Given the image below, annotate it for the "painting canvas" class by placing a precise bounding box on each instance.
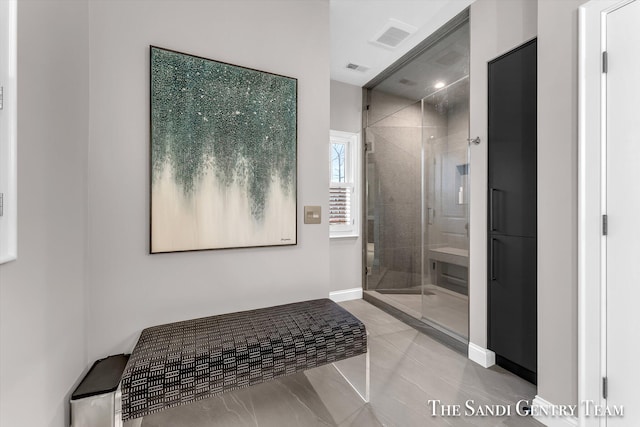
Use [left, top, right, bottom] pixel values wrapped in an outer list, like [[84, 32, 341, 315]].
[[150, 46, 297, 253]]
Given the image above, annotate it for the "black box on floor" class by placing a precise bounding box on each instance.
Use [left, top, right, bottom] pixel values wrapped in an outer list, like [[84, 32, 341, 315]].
[[70, 354, 130, 427]]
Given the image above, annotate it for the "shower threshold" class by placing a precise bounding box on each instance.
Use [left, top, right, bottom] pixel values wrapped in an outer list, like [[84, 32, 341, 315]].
[[376, 288, 434, 296], [363, 290, 468, 354]]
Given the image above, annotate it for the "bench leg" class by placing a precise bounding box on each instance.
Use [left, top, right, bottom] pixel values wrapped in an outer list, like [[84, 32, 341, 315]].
[[331, 339, 370, 403], [364, 345, 370, 402], [116, 385, 143, 427], [123, 419, 142, 427]]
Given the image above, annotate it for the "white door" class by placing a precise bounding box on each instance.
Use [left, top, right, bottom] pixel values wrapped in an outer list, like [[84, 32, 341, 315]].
[[606, 0, 640, 425]]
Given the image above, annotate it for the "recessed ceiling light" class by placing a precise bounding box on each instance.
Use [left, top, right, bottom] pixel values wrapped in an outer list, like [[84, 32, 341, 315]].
[[434, 81, 446, 89]]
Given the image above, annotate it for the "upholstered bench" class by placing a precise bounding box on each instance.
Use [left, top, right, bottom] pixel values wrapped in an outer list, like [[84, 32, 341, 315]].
[[120, 298, 369, 422]]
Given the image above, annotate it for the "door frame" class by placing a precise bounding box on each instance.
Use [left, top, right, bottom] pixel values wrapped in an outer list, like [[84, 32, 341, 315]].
[[0, 0, 17, 264], [579, 1, 635, 425]]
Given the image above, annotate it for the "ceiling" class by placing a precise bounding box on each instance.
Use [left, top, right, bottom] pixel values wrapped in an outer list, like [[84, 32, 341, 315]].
[[330, 0, 474, 88], [373, 21, 469, 101]]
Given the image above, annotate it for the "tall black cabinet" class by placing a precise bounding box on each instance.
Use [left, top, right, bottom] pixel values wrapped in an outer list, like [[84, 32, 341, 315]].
[[487, 39, 537, 384]]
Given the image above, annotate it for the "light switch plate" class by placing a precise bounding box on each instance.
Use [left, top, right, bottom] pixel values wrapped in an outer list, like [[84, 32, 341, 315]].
[[304, 206, 321, 224]]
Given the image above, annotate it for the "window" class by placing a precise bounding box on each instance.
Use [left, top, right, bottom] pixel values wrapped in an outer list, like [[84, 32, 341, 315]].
[[0, 0, 17, 264], [330, 130, 359, 238]]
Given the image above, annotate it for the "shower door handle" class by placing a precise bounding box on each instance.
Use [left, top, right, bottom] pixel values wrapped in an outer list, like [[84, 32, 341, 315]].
[[489, 188, 498, 231], [427, 207, 434, 225], [490, 238, 498, 281]]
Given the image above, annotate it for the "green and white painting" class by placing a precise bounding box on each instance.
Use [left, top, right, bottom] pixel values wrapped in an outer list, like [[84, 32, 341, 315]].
[[150, 47, 297, 253]]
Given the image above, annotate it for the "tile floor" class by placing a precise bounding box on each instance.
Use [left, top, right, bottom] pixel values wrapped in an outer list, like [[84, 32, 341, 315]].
[[132, 299, 542, 427], [367, 287, 469, 338]]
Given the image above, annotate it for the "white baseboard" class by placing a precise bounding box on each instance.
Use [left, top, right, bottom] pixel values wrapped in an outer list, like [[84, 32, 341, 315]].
[[531, 396, 579, 427], [468, 342, 496, 368], [329, 287, 363, 302]]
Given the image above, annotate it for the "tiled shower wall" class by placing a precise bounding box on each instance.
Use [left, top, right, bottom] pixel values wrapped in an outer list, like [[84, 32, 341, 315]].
[[426, 83, 470, 252], [366, 87, 468, 291]]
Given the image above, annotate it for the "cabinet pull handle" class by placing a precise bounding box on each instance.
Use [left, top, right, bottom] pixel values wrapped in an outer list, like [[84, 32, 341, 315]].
[[490, 188, 498, 231], [491, 237, 498, 281]]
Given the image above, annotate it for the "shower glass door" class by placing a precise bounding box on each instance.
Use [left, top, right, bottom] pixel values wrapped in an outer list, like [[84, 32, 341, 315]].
[[364, 16, 470, 342], [422, 77, 469, 340], [365, 96, 423, 300]]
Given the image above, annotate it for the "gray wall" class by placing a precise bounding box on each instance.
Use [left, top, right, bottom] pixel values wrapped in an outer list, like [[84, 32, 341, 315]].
[[469, 0, 581, 407], [329, 80, 363, 293], [0, 1, 89, 425], [0, 1, 587, 420], [86, 0, 331, 362], [468, 0, 537, 349], [1, 2, 332, 422], [537, 0, 585, 406], [330, 80, 362, 134]]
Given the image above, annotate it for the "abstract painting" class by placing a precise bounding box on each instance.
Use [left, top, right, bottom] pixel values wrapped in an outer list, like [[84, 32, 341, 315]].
[[150, 46, 297, 253]]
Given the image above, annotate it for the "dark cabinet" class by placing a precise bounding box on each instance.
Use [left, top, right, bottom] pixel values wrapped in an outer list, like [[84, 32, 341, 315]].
[[488, 235, 537, 373], [488, 39, 537, 239], [487, 39, 537, 384]]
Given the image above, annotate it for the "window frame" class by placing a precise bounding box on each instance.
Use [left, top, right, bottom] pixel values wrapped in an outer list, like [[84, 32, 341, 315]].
[[329, 130, 360, 239], [0, 0, 17, 264]]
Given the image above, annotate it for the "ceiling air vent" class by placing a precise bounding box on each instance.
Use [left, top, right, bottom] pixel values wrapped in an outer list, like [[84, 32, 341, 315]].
[[371, 19, 417, 49], [346, 63, 370, 72]]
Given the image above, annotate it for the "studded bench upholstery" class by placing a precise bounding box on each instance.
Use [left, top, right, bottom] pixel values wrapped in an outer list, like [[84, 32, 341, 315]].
[[120, 298, 368, 420]]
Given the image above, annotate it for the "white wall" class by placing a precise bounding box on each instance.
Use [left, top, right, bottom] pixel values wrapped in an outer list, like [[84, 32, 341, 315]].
[[329, 80, 362, 293], [537, 0, 585, 407], [0, 1, 89, 426], [468, 0, 537, 349], [87, 0, 331, 361]]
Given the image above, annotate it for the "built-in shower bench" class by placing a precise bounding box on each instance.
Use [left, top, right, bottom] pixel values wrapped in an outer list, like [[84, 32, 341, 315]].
[[428, 247, 469, 292], [119, 298, 369, 423]]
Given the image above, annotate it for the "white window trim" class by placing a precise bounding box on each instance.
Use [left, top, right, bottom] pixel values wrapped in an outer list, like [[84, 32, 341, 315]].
[[0, 0, 17, 264], [330, 130, 360, 239]]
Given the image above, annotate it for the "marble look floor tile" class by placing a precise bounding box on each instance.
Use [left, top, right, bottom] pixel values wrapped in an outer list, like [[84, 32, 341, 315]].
[[338, 299, 413, 337], [499, 415, 547, 426], [367, 288, 469, 338], [141, 373, 339, 427], [337, 405, 383, 427], [376, 329, 535, 404], [304, 361, 369, 424]]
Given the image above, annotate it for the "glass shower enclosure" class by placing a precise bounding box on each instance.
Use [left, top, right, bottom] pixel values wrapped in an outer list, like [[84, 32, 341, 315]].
[[364, 18, 470, 342]]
